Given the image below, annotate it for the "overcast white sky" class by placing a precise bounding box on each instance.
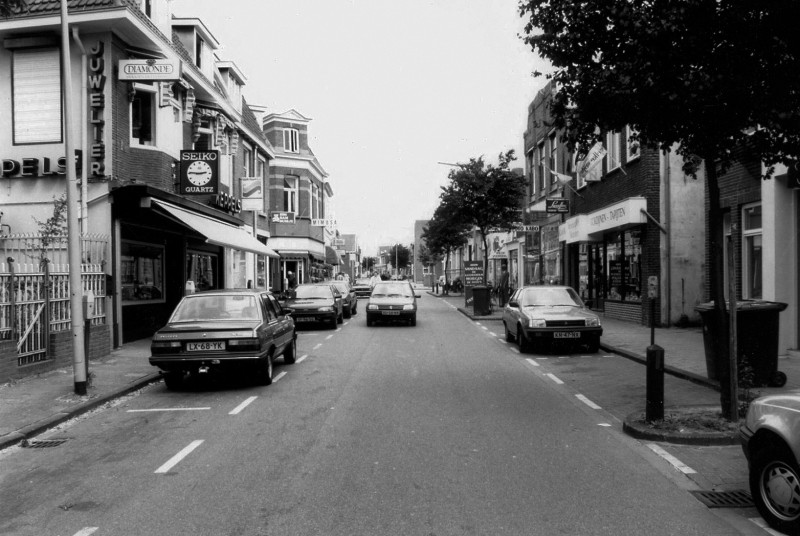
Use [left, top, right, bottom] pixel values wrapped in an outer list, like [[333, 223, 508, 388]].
[[170, 0, 549, 257]]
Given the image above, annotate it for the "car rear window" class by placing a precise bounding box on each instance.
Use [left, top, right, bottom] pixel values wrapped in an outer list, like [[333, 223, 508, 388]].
[[293, 285, 332, 299], [171, 294, 259, 322]]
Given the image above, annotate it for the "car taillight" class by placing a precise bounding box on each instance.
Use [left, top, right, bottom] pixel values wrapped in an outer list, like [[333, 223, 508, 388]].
[[228, 338, 261, 351], [152, 341, 182, 349]]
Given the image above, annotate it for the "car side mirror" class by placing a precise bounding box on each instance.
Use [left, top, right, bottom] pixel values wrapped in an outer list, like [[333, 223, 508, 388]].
[[508, 300, 518, 307], [282, 307, 294, 316], [415, 294, 421, 298]]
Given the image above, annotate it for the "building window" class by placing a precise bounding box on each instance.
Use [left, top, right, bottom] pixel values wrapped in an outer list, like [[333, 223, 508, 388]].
[[536, 143, 545, 195], [131, 83, 156, 146], [548, 132, 558, 190], [626, 125, 640, 162], [187, 251, 218, 293], [283, 128, 299, 153], [525, 149, 534, 199], [12, 47, 62, 144], [242, 143, 253, 177], [742, 203, 762, 299], [142, 0, 152, 17], [121, 241, 165, 304], [195, 37, 205, 69], [606, 130, 621, 172], [284, 176, 298, 213], [311, 183, 320, 219]]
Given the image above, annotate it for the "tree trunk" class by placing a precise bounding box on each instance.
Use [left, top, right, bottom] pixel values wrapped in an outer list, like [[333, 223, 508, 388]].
[[705, 155, 734, 420]]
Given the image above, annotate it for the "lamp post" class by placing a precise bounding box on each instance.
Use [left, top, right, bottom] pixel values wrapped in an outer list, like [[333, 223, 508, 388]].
[[395, 244, 399, 278]]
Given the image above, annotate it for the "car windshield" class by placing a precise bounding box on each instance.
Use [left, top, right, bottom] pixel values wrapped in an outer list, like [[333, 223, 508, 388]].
[[371, 283, 413, 298], [293, 285, 332, 299], [332, 282, 350, 293], [170, 294, 260, 322], [520, 287, 583, 307], [355, 279, 371, 286]]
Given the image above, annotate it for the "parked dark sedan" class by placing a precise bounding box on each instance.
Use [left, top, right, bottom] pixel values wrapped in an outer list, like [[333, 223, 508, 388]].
[[332, 280, 358, 318], [149, 289, 296, 389], [366, 280, 421, 326], [284, 283, 344, 329], [502, 286, 602, 353]]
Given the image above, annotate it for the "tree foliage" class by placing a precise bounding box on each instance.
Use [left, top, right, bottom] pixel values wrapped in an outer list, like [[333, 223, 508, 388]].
[[518, 0, 800, 419], [422, 181, 472, 284], [386, 244, 411, 270], [0, 0, 27, 18], [439, 150, 525, 280]]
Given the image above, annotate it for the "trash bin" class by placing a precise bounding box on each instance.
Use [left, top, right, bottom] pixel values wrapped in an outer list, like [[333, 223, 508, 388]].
[[472, 285, 491, 316], [695, 300, 788, 387]]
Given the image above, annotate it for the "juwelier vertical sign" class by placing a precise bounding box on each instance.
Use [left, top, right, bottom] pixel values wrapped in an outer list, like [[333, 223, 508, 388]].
[[180, 150, 219, 195]]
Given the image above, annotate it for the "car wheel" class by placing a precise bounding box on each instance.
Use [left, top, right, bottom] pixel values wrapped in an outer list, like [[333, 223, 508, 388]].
[[283, 338, 297, 364], [163, 371, 183, 390], [337, 310, 344, 324], [329, 316, 338, 329], [750, 442, 800, 534], [517, 325, 532, 353], [587, 336, 600, 353], [256, 355, 274, 386], [409, 315, 416, 327], [504, 322, 515, 342], [352, 303, 357, 315]]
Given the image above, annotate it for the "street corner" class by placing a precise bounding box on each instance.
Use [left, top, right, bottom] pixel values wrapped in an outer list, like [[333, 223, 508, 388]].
[[622, 405, 740, 446]]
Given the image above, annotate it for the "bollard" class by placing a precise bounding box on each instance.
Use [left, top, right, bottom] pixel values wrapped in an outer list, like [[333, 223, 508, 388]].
[[646, 344, 664, 422]]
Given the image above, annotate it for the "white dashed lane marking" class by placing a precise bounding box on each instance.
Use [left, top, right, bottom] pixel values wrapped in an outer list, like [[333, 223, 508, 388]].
[[646, 443, 696, 474], [72, 529, 98, 536], [229, 396, 258, 415], [546, 373, 564, 385], [297, 354, 308, 364], [273, 371, 287, 383], [525, 358, 540, 367], [576, 394, 601, 409], [155, 440, 204, 474]]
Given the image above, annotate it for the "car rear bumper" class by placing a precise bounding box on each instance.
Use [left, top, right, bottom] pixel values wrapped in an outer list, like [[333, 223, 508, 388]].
[[291, 312, 337, 324], [150, 352, 267, 372]]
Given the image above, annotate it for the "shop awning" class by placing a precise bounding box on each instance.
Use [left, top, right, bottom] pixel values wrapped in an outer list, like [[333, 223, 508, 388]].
[[152, 200, 279, 257], [325, 246, 343, 265]]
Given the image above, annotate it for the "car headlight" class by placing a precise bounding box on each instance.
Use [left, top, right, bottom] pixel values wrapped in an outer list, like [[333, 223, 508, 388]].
[[528, 318, 546, 328], [585, 317, 601, 327], [318, 306, 334, 312], [367, 304, 378, 310], [402, 304, 415, 310]]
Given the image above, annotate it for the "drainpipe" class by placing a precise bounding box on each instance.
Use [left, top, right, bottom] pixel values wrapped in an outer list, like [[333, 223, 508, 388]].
[[663, 148, 672, 326], [71, 28, 89, 238]]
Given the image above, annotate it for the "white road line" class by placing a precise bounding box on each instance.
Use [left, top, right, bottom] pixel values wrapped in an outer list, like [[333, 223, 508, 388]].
[[297, 354, 308, 364], [155, 440, 204, 474], [127, 407, 210, 413], [488, 332, 497, 337], [525, 358, 540, 367], [546, 373, 564, 385], [273, 371, 287, 383], [72, 528, 99, 536], [509, 347, 520, 354], [576, 394, 601, 409], [646, 443, 697, 474], [476, 322, 482, 326], [229, 396, 258, 415], [499, 339, 507, 344], [325, 334, 334, 340], [598, 423, 612, 427], [749, 517, 784, 536], [313, 343, 322, 350], [481, 326, 488, 331]]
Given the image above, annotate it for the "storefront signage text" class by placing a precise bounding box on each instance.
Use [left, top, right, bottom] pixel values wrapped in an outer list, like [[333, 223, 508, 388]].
[[212, 192, 241, 214], [1, 156, 72, 178], [546, 199, 570, 213], [88, 41, 106, 177], [590, 206, 627, 227], [272, 212, 296, 224], [118, 59, 182, 81]]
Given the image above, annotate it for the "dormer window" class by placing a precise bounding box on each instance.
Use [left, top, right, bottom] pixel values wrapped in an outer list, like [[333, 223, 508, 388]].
[[283, 128, 299, 153], [142, 0, 151, 18], [195, 37, 205, 69]]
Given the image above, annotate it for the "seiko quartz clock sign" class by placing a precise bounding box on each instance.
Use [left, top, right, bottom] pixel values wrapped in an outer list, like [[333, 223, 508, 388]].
[[180, 150, 219, 195]]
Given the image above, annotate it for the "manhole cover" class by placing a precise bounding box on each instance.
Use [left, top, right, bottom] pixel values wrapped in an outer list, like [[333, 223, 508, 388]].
[[22, 438, 69, 448], [690, 490, 753, 508]]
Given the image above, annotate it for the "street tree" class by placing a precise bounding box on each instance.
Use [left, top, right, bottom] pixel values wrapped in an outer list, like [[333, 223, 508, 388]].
[[441, 150, 525, 283], [519, 0, 800, 419], [416, 243, 442, 282], [361, 256, 378, 273], [423, 190, 472, 288], [387, 244, 411, 273]]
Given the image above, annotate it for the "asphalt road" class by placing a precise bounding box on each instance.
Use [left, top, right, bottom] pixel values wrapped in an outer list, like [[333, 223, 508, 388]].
[[0, 295, 751, 535]]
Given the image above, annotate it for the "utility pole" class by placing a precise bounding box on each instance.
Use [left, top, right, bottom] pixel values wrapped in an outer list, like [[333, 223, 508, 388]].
[[61, 0, 88, 395]]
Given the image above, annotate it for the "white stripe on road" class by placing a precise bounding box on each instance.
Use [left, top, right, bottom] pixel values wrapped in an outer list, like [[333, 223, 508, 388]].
[[325, 334, 334, 340], [72, 529, 98, 536], [525, 358, 540, 367], [297, 354, 308, 364], [488, 332, 497, 337], [313, 343, 322, 350], [546, 373, 564, 385], [509, 347, 519, 354], [647, 443, 697, 474], [576, 394, 601, 409], [229, 396, 258, 415], [127, 407, 210, 413], [273, 371, 287, 383], [155, 440, 204, 474], [598, 423, 612, 427]]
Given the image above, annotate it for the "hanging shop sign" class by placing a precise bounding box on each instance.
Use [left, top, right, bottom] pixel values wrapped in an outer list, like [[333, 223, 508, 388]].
[[1, 156, 74, 178], [88, 41, 106, 177], [463, 260, 484, 287], [240, 177, 263, 211], [118, 59, 181, 81], [546, 198, 570, 213], [311, 218, 337, 227], [180, 150, 219, 194], [271, 211, 296, 224]]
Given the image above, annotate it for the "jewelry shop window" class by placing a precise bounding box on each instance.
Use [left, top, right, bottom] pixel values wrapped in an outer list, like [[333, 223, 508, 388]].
[[187, 252, 218, 293], [121, 241, 165, 304]]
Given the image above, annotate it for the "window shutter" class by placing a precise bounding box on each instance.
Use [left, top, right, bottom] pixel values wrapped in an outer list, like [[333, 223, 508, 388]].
[[13, 48, 62, 144]]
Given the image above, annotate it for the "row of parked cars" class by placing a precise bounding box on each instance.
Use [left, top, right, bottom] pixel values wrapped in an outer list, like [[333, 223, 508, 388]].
[[148, 278, 421, 390]]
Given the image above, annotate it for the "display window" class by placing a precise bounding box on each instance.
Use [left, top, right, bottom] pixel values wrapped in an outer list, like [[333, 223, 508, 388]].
[[186, 251, 218, 293], [121, 241, 165, 304], [604, 229, 642, 302]]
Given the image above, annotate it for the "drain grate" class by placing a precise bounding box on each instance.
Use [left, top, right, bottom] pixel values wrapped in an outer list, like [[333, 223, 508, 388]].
[[21, 438, 69, 449], [690, 490, 754, 508]]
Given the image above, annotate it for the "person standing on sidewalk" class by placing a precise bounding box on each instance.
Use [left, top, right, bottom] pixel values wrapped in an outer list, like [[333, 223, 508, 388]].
[[499, 267, 510, 307]]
